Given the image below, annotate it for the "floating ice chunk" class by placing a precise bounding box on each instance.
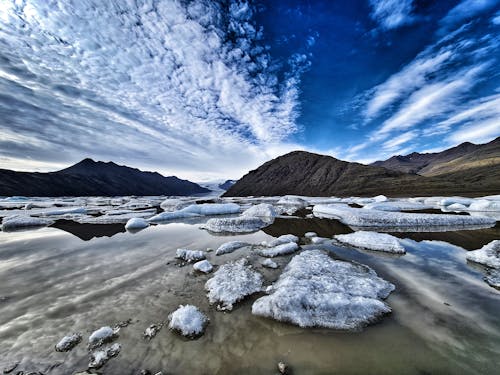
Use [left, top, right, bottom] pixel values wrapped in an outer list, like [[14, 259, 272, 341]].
[[468, 199, 500, 212], [205, 258, 263, 311], [89, 343, 121, 369], [485, 269, 500, 289], [215, 241, 250, 255], [168, 305, 208, 338], [277, 196, 308, 207], [193, 260, 213, 273], [259, 242, 299, 257], [1, 215, 54, 231], [266, 234, 299, 247], [181, 203, 240, 215], [160, 198, 192, 212], [311, 236, 328, 244], [363, 201, 430, 212], [148, 210, 200, 222], [55, 333, 82, 352], [203, 216, 267, 233], [252, 250, 394, 329], [313, 204, 495, 230], [242, 203, 277, 219], [35, 207, 87, 216], [446, 203, 468, 211], [261, 259, 278, 269], [304, 232, 317, 238], [125, 217, 149, 230], [176, 249, 206, 262], [466, 240, 500, 269], [335, 231, 406, 254], [79, 210, 156, 224], [373, 195, 388, 202], [438, 197, 474, 207], [88, 326, 117, 349]]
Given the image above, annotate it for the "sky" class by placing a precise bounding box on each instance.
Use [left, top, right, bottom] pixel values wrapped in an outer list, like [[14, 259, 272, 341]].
[[0, 0, 499, 181]]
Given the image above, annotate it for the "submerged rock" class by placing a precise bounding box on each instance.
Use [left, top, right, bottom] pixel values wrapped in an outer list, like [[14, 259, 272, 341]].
[[89, 343, 121, 369], [334, 231, 406, 254], [252, 250, 395, 330], [203, 216, 267, 233], [168, 305, 208, 338], [55, 333, 82, 352], [205, 258, 263, 311]]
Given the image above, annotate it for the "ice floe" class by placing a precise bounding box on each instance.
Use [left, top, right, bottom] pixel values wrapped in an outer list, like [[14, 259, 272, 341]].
[[193, 260, 213, 273], [215, 241, 250, 255], [362, 201, 430, 212], [181, 203, 240, 215], [1, 215, 54, 231], [313, 204, 496, 230], [88, 326, 118, 349], [334, 231, 406, 254], [466, 240, 500, 269], [125, 217, 149, 230], [203, 216, 267, 233], [168, 305, 208, 338], [259, 242, 299, 257], [89, 343, 121, 369], [241, 203, 277, 219], [176, 249, 206, 262], [55, 333, 82, 352], [264, 234, 299, 247], [205, 258, 263, 311], [252, 250, 395, 329], [438, 197, 474, 207], [148, 210, 201, 222], [160, 198, 193, 212], [467, 199, 500, 212]]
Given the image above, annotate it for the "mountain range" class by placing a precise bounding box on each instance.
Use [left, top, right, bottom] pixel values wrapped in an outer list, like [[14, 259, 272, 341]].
[[0, 158, 209, 197], [224, 138, 500, 197]]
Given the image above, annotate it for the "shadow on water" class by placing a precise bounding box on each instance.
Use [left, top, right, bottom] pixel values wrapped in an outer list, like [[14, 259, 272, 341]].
[[50, 220, 125, 241], [263, 217, 353, 238], [389, 223, 500, 250]]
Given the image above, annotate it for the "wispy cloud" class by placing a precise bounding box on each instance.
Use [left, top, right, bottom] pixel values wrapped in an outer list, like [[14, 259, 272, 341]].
[[382, 130, 418, 151], [369, 0, 415, 30], [0, 0, 310, 179], [447, 117, 499, 144], [439, 0, 500, 32]]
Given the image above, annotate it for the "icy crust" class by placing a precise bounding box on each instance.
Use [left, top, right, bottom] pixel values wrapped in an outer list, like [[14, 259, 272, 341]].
[[205, 258, 263, 311], [55, 333, 82, 352], [168, 305, 208, 338], [125, 217, 149, 230], [241, 203, 277, 219], [259, 242, 299, 258], [89, 343, 121, 369], [252, 250, 395, 329], [215, 241, 250, 255], [334, 231, 406, 254], [193, 260, 213, 273], [176, 249, 206, 262], [203, 216, 267, 233], [466, 240, 500, 269], [1, 215, 54, 231], [313, 204, 496, 230]]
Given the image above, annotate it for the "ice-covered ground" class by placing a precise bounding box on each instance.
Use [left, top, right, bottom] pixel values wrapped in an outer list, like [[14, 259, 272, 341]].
[[252, 250, 395, 329]]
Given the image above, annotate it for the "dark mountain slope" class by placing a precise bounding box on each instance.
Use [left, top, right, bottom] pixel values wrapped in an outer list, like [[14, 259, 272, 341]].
[[0, 158, 209, 197], [223, 151, 499, 198]]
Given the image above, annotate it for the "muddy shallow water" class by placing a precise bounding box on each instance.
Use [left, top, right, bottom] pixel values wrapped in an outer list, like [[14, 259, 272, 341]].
[[0, 219, 499, 374]]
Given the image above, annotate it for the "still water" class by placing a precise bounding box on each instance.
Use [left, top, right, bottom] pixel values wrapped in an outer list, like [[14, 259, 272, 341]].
[[0, 219, 499, 374]]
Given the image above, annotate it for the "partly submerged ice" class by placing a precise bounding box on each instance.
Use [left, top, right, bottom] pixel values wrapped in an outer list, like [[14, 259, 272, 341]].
[[258, 242, 299, 258], [125, 217, 149, 230], [55, 333, 82, 352], [88, 326, 117, 349], [313, 204, 496, 231], [215, 241, 250, 255], [466, 240, 500, 269], [89, 343, 121, 369], [252, 250, 395, 330], [335, 231, 406, 254], [1, 215, 54, 231], [168, 305, 208, 338], [205, 258, 263, 311], [242, 203, 277, 219], [193, 260, 213, 273], [176, 249, 206, 262], [203, 216, 267, 233]]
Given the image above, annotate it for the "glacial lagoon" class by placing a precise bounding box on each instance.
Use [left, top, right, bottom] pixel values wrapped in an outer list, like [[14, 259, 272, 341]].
[[0, 195, 499, 374]]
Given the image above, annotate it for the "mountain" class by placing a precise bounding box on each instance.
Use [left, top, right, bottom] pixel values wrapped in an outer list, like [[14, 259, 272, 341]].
[[218, 180, 237, 190], [0, 158, 210, 197], [371, 137, 499, 176], [223, 150, 500, 198]]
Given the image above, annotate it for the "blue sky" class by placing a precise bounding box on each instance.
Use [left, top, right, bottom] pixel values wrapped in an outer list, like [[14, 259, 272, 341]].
[[0, 0, 499, 180]]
